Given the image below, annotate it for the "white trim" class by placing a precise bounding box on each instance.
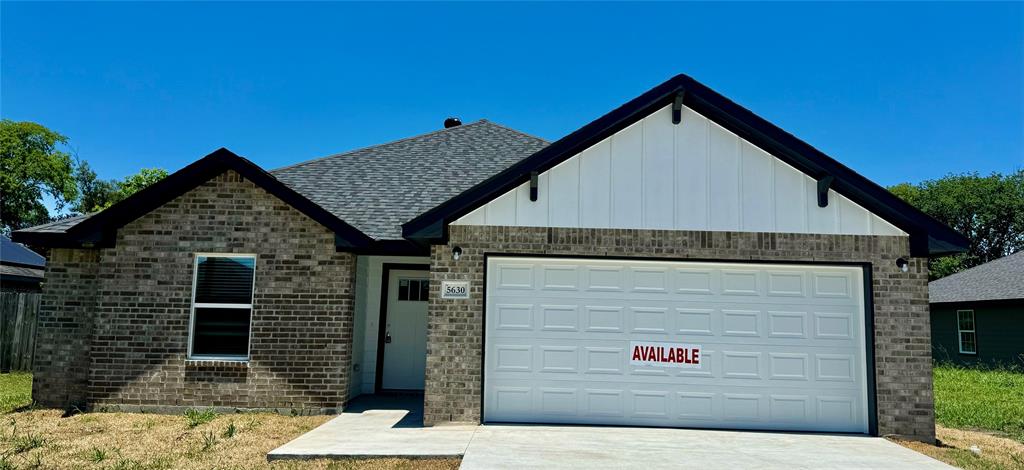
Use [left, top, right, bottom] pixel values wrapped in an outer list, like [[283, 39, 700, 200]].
[[187, 355, 249, 362], [956, 309, 977, 355], [187, 253, 257, 361], [194, 303, 252, 309]]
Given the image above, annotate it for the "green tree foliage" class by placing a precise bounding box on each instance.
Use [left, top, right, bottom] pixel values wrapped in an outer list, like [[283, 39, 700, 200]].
[[72, 160, 117, 215], [0, 120, 78, 233], [72, 163, 168, 213], [889, 170, 1024, 279]]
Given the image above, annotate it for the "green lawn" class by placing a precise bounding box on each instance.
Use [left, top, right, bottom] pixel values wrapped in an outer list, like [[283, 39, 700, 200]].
[[934, 363, 1024, 442], [0, 372, 32, 414]]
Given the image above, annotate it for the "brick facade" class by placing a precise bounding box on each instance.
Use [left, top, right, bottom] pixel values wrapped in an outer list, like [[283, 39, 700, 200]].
[[425, 225, 934, 441], [34, 248, 101, 409], [34, 170, 356, 413]]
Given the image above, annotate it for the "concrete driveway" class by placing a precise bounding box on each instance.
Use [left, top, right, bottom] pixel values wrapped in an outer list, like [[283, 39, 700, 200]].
[[460, 424, 955, 470], [270, 395, 953, 469]]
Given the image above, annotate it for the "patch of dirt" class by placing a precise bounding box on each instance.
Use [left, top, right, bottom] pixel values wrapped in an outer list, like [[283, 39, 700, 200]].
[[0, 409, 460, 469], [894, 425, 1024, 469]]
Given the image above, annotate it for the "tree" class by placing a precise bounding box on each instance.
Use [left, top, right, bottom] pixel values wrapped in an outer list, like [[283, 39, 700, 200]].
[[0, 120, 78, 234], [71, 164, 168, 214], [889, 170, 1024, 279], [72, 160, 117, 215]]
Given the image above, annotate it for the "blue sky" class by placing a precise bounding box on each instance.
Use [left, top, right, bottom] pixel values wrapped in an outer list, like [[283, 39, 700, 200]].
[[3, 2, 1022, 188]]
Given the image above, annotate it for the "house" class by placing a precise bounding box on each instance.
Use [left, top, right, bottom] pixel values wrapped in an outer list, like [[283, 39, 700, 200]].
[[0, 235, 46, 292], [929, 251, 1024, 366], [12, 74, 968, 442]]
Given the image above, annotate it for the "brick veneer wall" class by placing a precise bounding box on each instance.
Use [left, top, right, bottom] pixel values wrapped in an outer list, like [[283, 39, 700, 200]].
[[425, 225, 934, 441], [33, 248, 100, 409], [35, 170, 356, 412]]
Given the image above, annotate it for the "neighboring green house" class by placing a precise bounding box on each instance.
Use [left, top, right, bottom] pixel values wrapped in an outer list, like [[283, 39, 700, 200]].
[[929, 251, 1024, 366]]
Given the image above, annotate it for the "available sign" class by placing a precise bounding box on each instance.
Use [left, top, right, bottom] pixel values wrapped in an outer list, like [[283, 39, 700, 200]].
[[630, 341, 702, 369]]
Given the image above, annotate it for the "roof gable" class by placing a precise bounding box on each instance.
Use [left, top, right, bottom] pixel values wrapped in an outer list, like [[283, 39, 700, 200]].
[[403, 74, 969, 256], [452, 103, 907, 238], [13, 148, 374, 249]]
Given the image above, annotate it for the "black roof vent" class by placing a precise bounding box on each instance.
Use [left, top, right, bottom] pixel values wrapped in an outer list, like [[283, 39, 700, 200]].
[[444, 117, 462, 128]]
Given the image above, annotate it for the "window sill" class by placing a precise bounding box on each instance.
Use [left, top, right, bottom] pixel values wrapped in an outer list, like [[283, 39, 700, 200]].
[[185, 358, 250, 368]]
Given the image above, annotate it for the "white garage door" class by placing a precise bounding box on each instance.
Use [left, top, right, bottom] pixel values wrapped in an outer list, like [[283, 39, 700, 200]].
[[484, 257, 870, 433]]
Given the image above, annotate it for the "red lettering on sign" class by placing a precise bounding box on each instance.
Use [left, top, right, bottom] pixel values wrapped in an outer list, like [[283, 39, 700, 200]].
[[629, 343, 702, 366]]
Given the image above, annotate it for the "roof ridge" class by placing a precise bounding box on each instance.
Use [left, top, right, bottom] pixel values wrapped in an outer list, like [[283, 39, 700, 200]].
[[476, 119, 550, 145], [271, 120, 493, 173]]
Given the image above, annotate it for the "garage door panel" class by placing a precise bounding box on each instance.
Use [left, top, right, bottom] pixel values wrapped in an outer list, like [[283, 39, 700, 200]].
[[722, 309, 761, 336], [677, 392, 716, 419], [584, 346, 626, 375], [539, 346, 579, 373], [540, 264, 580, 290], [769, 394, 811, 423], [813, 272, 855, 298], [722, 351, 762, 379], [676, 307, 715, 335], [539, 387, 578, 416], [486, 380, 866, 432], [675, 268, 715, 294], [631, 390, 672, 418], [584, 306, 624, 332], [485, 257, 868, 433], [539, 304, 580, 331], [629, 307, 670, 333], [630, 267, 670, 293], [495, 264, 535, 289], [768, 353, 810, 380], [767, 271, 807, 297], [721, 270, 761, 296]]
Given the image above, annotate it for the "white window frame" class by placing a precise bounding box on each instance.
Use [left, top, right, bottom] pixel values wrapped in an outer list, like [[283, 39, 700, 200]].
[[188, 253, 257, 361], [957, 309, 977, 355]]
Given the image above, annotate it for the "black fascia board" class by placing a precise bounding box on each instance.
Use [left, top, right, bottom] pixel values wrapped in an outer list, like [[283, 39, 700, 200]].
[[402, 74, 969, 257], [28, 148, 374, 250], [350, 239, 431, 257]]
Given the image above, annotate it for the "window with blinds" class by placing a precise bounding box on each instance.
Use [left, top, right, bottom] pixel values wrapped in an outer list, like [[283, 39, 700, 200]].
[[189, 254, 256, 359]]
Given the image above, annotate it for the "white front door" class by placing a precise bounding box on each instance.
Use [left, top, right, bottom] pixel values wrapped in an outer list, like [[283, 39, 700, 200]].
[[382, 270, 429, 390], [484, 257, 870, 433]]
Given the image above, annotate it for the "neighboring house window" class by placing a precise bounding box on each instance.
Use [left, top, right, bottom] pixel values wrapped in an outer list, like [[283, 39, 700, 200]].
[[957, 310, 977, 355], [189, 254, 256, 360]]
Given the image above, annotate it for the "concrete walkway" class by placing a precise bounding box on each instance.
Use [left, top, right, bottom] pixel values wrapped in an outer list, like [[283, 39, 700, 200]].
[[267, 394, 476, 459], [269, 395, 953, 469]]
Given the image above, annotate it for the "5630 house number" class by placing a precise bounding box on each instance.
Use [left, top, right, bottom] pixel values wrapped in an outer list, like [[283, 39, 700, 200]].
[[440, 281, 470, 299]]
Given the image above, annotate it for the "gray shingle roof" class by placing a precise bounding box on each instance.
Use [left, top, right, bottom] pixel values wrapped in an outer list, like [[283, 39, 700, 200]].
[[929, 250, 1024, 303], [13, 213, 95, 234], [12, 120, 548, 242], [272, 120, 548, 240]]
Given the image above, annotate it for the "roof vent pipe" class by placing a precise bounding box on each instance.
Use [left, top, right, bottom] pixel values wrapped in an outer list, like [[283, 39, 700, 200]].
[[444, 117, 462, 128]]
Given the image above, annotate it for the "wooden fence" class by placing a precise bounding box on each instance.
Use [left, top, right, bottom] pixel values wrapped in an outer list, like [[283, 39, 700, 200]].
[[0, 292, 40, 372]]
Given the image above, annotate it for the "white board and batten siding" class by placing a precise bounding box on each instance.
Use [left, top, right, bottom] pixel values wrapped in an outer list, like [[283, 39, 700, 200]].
[[453, 105, 905, 237]]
